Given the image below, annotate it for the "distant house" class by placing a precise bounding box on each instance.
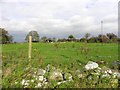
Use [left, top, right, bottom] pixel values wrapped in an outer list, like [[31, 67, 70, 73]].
[[46, 39, 52, 42]]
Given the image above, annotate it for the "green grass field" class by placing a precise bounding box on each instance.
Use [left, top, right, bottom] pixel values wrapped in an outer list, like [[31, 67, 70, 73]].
[[2, 42, 119, 88]]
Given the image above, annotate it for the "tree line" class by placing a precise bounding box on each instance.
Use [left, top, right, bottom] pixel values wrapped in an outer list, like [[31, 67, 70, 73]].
[[0, 28, 119, 44]]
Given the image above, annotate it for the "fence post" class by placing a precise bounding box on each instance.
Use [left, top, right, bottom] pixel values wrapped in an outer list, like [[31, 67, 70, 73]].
[[28, 35, 32, 64]]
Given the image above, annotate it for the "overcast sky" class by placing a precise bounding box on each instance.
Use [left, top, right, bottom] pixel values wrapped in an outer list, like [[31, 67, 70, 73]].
[[0, 0, 119, 42]]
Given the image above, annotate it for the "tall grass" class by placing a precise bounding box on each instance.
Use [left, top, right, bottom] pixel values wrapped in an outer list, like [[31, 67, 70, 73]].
[[2, 42, 119, 88]]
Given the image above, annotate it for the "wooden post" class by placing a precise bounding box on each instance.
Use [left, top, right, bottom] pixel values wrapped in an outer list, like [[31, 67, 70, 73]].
[[28, 35, 32, 63]]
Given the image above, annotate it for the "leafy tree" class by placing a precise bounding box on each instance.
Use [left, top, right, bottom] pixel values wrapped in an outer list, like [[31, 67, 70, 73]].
[[118, 38, 120, 43], [84, 33, 91, 43], [106, 33, 117, 42], [112, 37, 118, 43], [88, 37, 99, 43], [57, 38, 66, 42], [98, 34, 103, 43], [85, 33, 91, 39], [98, 34, 109, 43], [41, 36, 47, 42], [68, 35, 75, 41], [107, 33, 117, 40], [8, 35, 13, 43], [25, 31, 39, 42], [80, 38, 86, 42], [102, 35, 109, 43], [0, 28, 13, 44], [68, 35, 74, 39]]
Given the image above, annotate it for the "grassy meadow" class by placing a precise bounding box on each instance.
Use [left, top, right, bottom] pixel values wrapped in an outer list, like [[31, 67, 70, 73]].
[[2, 42, 119, 88]]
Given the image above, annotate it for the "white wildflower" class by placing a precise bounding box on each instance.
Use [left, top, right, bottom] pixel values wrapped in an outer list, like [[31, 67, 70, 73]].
[[104, 71, 107, 74], [78, 74, 83, 78], [69, 76, 72, 80], [15, 82, 18, 84], [43, 70, 46, 74], [21, 79, 26, 85], [62, 81, 67, 83], [24, 82, 29, 86], [31, 80, 34, 83], [35, 77, 38, 80], [43, 78, 47, 82], [26, 80, 30, 83], [57, 82, 62, 85], [34, 72, 37, 74], [54, 72, 58, 76], [39, 76, 44, 81], [37, 83, 42, 87], [43, 81, 48, 85], [35, 86, 38, 88], [106, 69, 112, 74], [24, 86, 28, 88], [102, 73, 110, 78], [33, 75, 36, 77], [98, 67, 102, 70]]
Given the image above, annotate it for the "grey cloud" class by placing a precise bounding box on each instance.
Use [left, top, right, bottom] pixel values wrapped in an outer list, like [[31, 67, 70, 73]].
[[1, 0, 118, 42]]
